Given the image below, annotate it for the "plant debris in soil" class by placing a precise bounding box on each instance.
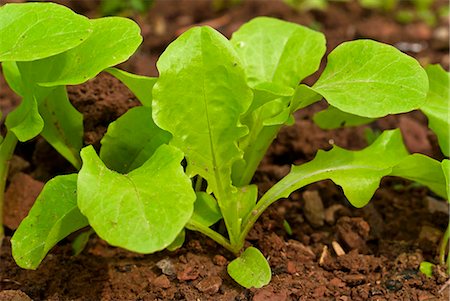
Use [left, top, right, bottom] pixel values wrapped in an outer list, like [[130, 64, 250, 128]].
[[1, 0, 449, 300]]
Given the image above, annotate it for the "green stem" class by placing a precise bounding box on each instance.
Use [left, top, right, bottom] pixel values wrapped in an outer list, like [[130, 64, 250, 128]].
[[439, 223, 450, 266], [186, 220, 239, 256], [0, 130, 19, 243], [195, 175, 203, 192]]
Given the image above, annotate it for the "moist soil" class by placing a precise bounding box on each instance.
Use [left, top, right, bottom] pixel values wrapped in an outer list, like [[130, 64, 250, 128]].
[[1, 0, 449, 300]]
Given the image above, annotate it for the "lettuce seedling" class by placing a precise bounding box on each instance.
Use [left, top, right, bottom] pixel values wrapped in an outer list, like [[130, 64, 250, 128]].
[[314, 64, 450, 271], [0, 2, 142, 243], [13, 17, 431, 288]]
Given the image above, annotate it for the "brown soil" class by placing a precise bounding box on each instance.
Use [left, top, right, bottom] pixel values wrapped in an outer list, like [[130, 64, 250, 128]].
[[1, 0, 449, 300]]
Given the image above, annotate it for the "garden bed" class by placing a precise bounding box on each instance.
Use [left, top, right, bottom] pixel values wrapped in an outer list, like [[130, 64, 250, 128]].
[[0, 0, 449, 300]]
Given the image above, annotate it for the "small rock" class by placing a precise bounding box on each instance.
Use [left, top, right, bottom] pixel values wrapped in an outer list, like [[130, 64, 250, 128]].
[[332, 241, 346, 257], [336, 217, 370, 252], [195, 276, 222, 295], [212, 254, 227, 266], [0, 290, 32, 301], [4, 173, 44, 229], [384, 279, 403, 292], [286, 240, 315, 260], [153, 275, 171, 288], [426, 196, 449, 215], [156, 258, 176, 277], [303, 191, 325, 227], [329, 277, 346, 288], [177, 266, 199, 281], [324, 204, 348, 225], [252, 287, 288, 301], [343, 274, 366, 286], [313, 285, 327, 298], [319, 245, 335, 269], [418, 293, 438, 301], [286, 261, 297, 274]]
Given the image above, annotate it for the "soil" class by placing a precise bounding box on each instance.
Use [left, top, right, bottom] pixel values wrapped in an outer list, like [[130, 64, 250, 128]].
[[1, 0, 449, 300]]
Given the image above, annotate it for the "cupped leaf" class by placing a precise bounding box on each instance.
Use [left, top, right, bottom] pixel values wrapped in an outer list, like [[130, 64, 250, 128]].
[[0, 2, 92, 61], [152, 27, 252, 243], [390, 154, 447, 198], [190, 192, 222, 227], [100, 106, 171, 173], [227, 247, 271, 288], [420, 64, 449, 156], [166, 229, 186, 251], [38, 86, 83, 169], [11, 174, 88, 269], [230, 17, 326, 89], [18, 17, 142, 87], [290, 84, 323, 112], [312, 40, 428, 118], [313, 105, 375, 129], [2, 62, 24, 96], [78, 144, 196, 253], [5, 94, 43, 142], [106, 67, 157, 107], [258, 130, 409, 209]]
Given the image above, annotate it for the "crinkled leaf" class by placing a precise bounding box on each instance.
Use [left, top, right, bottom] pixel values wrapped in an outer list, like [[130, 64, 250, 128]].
[[106, 67, 156, 107], [152, 27, 252, 243], [11, 174, 88, 269], [190, 192, 222, 227], [421, 64, 449, 156], [313, 105, 375, 129], [18, 17, 142, 86], [38, 86, 83, 169], [390, 154, 447, 198], [231, 17, 326, 89], [312, 40, 428, 118], [227, 247, 271, 288], [248, 82, 294, 114], [5, 94, 43, 142], [78, 144, 195, 253], [100, 106, 171, 173], [0, 3, 91, 61], [260, 130, 409, 209]]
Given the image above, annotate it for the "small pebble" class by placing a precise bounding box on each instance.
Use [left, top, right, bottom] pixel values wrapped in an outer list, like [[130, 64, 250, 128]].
[[153, 275, 171, 289], [195, 276, 222, 295], [303, 190, 325, 227], [156, 258, 176, 277]]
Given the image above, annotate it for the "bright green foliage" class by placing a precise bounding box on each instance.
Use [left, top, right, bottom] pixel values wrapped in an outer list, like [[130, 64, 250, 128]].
[[313, 40, 428, 118], [0, 3, 91, 61], [77, 145, 195, 253], [443, 160, 450, 200], [421, 65, 449, 156], [191, 192, 222, 227], [227, 247, 271, 288], [72, 229, 94, 256], [259, 130, 408, 209], [390, 154, 447, 198], [419, 261, 434, 277], [314, 105, 374, 129], [19, 17, 142, 87], [5, 93, 43, 142], [11, 175, 88, 269], [100, 106, 171, 173], [106, 68, 156, 107], [230, 17, 326, 89]]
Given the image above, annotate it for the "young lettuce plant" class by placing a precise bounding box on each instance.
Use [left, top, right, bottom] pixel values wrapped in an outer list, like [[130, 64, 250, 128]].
[[0, 2, 142, 243], [13, 17, 430, 288], [314, 64, 450, 273]]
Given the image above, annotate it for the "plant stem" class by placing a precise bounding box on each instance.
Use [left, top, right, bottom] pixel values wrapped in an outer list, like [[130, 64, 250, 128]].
[[186, 220, 239, 256], [439, 223, 449, 266], [0, 130, 19, 243], [195, 175, 203, 192]]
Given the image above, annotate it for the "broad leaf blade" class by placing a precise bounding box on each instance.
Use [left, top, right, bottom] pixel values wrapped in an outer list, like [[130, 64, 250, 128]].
[[190, 192, 222, 227], [5, 94, 43, 142], [231, 17, 326, 89], [18, 17, 142, 86], [390, 154, 447, 198], [78, 144, 195, 253], [11, 174, 88, 269], [260, 130, 409, 209], [312, 40, 428, 118], [313, 105, 375, 129], [443, 160, 450, 201], [100, 106, 171, 173], [106, 67, 157, 107], [421, 65, 449, 156], [152, 27, 252, 243], [38, 86, 83, 169], [227, 247, 271, 288], [0, 3, 92, 61]]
